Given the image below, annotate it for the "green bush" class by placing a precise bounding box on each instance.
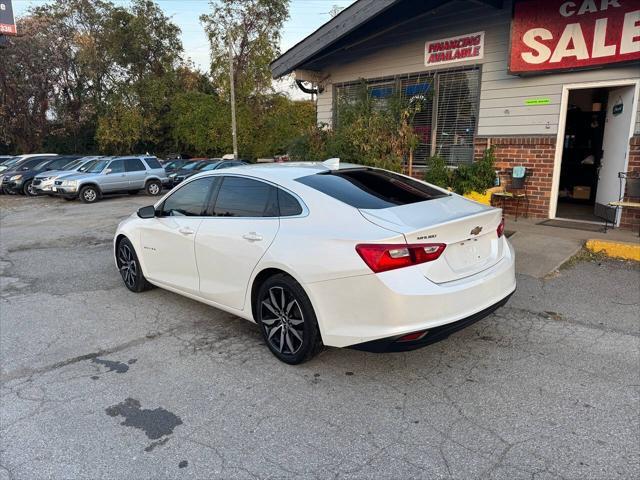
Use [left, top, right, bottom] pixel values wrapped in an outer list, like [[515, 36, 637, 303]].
[[424, 147, 497, 195], [424, 156, 450, 189]]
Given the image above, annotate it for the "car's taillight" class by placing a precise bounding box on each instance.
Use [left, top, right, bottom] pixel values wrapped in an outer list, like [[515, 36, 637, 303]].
[[355, 243, 446, 273], [497, 217, 505, 238]]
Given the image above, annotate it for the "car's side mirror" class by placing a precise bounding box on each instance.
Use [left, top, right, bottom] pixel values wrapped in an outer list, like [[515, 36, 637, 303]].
[[137, 205, 157, 219], [104, 168, 112, 174]]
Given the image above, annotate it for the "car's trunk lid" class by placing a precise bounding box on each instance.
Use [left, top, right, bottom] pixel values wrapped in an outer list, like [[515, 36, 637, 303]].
[[359, 195, 504, 283]]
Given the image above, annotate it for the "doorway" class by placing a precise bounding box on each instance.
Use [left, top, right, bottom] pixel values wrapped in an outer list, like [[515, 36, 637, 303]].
[[552, 82, 637, 226]]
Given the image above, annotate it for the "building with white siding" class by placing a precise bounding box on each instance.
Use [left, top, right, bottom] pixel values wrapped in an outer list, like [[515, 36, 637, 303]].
[[272, 0, 640, 230]]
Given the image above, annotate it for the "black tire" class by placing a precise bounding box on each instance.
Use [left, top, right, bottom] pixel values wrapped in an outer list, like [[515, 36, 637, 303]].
[[116, 237, 154, 293], [79, 185, 100, 203], [255, 273, 323, 364], [23, 180, 37, 196], [145, 180, 162, 196]]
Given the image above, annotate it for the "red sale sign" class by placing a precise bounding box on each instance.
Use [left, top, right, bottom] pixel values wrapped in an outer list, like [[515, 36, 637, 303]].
[[509, 0, 640, 74]]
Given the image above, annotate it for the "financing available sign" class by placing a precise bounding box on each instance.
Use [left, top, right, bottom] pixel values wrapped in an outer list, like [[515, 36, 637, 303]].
[[425, 31, 485, 67], [509, 0, 640, 74], [0, 0, 16, 35]]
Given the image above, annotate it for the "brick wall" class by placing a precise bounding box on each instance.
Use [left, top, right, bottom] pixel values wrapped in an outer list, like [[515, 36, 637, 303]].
[[620, 136, 640, 231], [474, 136, 556, 219]]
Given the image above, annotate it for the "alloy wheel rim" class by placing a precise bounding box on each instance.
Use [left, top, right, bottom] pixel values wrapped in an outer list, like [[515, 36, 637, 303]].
[[84, 189, 96, 202], [27, 183, 35, 195], [149, 183, 160, 195], [260, 286, 304, 355], [118, 244, 137, 288]]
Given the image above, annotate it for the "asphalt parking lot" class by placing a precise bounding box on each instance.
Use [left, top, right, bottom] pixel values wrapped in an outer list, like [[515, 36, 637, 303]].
[[1, 194, 639, 480]]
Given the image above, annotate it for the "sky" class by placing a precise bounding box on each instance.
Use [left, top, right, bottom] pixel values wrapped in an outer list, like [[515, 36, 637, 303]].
[[13, 0, 356, 98]]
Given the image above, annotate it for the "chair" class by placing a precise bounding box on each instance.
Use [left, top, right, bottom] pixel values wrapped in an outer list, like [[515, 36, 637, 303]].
[[606, 172, 640, 235], [492, 166, 529, 221]]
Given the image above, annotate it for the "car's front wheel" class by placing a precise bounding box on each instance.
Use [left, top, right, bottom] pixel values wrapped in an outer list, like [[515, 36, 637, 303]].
[[79, 185, 100, 203], [23, 180, 37, 196], [145, 180, 162, 196], [256, 273, 323, 364], [116, 238, 153, 293]]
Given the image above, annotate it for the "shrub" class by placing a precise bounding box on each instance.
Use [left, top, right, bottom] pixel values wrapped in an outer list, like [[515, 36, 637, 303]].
[[424, 147, 497, 195], [424, 156, 450, 189]]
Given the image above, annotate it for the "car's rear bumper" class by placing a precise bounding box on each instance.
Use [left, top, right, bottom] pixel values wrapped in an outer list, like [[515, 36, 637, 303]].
[[350, 290, 514, 352], [305, 238, 516, 348]]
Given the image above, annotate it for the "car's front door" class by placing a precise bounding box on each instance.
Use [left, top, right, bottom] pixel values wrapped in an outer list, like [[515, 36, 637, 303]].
[[124, 158, 147, 190], [139, 177, 216, 294], [101, 159, 127, 192], [196, 175, 280, 310]]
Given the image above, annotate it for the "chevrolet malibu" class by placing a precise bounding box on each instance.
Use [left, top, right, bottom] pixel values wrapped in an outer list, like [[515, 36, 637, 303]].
[[114, 161, 516, 364]]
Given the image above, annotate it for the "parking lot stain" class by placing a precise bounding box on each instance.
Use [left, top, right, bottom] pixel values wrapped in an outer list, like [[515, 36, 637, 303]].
[[345, 371, 354, 376], [105, 397, 183, 440], [92, 358, 136, 373], [178, 460, 188, 469]]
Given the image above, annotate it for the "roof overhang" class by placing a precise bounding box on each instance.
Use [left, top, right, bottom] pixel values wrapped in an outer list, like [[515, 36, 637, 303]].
[[271, 0, 503, 79]]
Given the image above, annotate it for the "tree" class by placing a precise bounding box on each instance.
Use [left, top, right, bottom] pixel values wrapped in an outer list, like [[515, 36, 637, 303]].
[[200, 0, 289, 98], [0, 16, 59, 152]]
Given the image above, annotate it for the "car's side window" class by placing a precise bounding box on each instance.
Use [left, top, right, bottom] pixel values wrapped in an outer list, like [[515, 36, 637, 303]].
[[212, 176, 278, 218], [108, 160, 125, 174], [160, 177, 216, 217], [125, 158, 146, 172], [277, 189, 303, 217]]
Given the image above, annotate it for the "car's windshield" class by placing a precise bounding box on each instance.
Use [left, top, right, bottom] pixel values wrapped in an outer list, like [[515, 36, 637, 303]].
[[62, 159, 84, 170], [78, 160, 97, 172], [181, 161, 201, 170], [165, 161, 183, 170], [85, 159, 109, 173], [201, 162, 221, 171], [3, 158, 21, 168]]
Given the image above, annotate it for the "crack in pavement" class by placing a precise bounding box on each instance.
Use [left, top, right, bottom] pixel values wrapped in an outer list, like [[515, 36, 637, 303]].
[[0, 326, 184, 384]]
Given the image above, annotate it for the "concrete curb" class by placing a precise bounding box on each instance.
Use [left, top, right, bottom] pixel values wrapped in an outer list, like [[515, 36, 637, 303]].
[[585, 239, 640, 262]]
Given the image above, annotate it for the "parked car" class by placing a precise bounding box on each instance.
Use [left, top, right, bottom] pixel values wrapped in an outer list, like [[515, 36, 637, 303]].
[[163, 159, 191, 174], [114, 160, 516, 364], [2, 155, 79, 196], [170, 159, 247, 185], [0, 156, 14, 164], [0, 153, 57, 175], [32, 156, 102, 195], [53, 156, 168, 203], [166, 159, 217, 186]]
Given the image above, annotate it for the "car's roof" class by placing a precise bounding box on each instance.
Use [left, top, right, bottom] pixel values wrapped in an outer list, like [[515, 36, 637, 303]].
[[201, 161, 363, 182]]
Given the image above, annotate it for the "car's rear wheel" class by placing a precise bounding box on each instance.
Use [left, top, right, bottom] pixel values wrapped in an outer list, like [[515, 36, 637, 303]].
[[116, 238, 153, 293], [79, 185, 100, 203], [256, 273, 322, 364], [145, 180, 161, 196]]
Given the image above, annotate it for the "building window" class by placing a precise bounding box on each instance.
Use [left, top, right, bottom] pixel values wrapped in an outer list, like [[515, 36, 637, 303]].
[[334, 68, 480, 167]]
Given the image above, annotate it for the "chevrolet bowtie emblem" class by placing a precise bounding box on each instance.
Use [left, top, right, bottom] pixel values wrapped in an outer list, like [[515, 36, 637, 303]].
[[470, 226, 483, 235]]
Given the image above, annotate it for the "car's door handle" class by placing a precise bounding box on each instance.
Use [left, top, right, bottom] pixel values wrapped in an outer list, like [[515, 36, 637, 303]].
[[242, 232, 263, 242], [178, 226, 195, 235]]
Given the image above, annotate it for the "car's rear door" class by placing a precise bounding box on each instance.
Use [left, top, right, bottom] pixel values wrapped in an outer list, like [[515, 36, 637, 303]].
[[138, 176, 217, 294], [124, 158, 147, 190], [195, 175, 280, 310]]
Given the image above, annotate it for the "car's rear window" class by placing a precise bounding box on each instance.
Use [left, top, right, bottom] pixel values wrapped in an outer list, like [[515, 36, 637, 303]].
[[144, 157, 162, 169], [296, 169, 448, 209]]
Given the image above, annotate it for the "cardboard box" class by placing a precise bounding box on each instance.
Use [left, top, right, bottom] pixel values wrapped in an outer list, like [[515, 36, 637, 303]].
[[573, 186, 591, 200]]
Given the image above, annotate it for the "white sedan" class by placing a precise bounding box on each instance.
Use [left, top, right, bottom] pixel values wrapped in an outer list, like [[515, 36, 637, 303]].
[[114, 160, 516, 364]]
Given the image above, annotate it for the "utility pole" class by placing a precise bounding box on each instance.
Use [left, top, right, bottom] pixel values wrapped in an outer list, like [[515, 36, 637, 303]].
[[228, 36, 238, 160]]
